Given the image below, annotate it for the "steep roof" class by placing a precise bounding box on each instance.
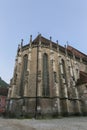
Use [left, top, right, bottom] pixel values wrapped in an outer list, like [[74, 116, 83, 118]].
[[22, 35, 87, 61], [32, 34, 65, 50], [33, 34, 51, 44], [67, 45, 87, 59]]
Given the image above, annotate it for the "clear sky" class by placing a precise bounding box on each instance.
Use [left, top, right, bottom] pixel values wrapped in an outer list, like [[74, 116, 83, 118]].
[[0, 0, 87, 83]]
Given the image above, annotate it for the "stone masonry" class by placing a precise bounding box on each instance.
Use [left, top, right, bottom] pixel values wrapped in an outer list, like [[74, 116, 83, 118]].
[[7, 34, 87, 118]]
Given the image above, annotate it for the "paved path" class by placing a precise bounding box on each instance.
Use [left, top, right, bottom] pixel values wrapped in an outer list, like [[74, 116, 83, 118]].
[[0, 117, 87, 130]]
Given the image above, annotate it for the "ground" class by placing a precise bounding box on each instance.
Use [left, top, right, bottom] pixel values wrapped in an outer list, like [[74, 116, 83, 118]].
[[0, 117, 87, 130]]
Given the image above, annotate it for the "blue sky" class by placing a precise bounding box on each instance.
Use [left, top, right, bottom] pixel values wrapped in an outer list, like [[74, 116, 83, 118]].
[[0, 0, 87, 83]]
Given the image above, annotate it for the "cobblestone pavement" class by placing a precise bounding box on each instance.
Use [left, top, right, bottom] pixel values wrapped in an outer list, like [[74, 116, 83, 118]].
[[0, 117, 87, 130]]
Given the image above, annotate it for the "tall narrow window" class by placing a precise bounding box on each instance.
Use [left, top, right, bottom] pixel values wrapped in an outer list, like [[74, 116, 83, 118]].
[[20, 54, 28, 96], [61, 59, 67, 83], [23, 54, 28, 72], [43, 53, 49, 96]]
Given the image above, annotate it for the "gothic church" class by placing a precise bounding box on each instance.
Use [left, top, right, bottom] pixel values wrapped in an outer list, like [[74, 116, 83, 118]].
[[7, 34, 87, 118]]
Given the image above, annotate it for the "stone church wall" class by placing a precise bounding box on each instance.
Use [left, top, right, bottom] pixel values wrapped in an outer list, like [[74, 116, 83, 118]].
[[7, 35, 87, 118]]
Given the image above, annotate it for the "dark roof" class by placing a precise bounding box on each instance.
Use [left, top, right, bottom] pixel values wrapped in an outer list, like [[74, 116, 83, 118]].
[[22, 35, 87, 60], [67, 45, 87, 59], [77, 71, 87, 85], [0, 77, 9, 88], [33, 36, 87, 59], [33, 34, 51, 44]]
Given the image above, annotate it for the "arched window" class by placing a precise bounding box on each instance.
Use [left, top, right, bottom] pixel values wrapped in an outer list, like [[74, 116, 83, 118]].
[[23, 54, 28, 72], [61, 59, 66, 74], [20, 54, 28, 96], [60, 59, 67, 83], [43, 53, 49, 96]]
